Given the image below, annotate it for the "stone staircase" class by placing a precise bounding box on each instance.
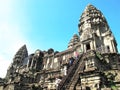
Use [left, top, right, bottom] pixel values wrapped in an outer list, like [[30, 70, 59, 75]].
[[58, 54, 83, 90], [67, 61, 85, 90]]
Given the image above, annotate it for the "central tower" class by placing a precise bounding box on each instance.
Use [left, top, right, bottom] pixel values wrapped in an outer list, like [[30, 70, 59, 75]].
[[78, 4, 117, 53]]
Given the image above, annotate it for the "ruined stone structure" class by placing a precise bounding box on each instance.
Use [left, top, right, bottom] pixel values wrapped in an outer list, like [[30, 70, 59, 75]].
[[0, 4, 120, 90]]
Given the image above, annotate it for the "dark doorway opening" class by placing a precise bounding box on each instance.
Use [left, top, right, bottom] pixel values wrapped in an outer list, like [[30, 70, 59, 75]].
[[86, 86, 91, 90], [86, 43, 90, 50], [107, 46, 110, 52]]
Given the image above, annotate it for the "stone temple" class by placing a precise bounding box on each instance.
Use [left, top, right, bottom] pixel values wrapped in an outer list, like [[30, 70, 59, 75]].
[[0, 4, 120, 90]]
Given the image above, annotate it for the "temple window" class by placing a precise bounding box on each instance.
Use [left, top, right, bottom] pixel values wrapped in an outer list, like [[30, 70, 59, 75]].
[[107, 46, 110, 52], [86, 43, 91, 50]]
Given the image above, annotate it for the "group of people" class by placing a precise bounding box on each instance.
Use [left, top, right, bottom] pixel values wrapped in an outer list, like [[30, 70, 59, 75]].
[[68, 57, 75, 66], [55, 50, 82, 89], [68, 52, 80, 68]]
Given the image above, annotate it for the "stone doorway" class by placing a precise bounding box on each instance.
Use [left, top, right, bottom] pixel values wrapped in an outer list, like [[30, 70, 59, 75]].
[[86, 43, 90, 51], [86, 86, 91, 90]]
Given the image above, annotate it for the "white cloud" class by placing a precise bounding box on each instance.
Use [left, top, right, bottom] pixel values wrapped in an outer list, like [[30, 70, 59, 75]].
[[0, 0, 27, 78], [0, 0, 13, 20], [0, 22, 27, 78], [0, 56, 11, 78]]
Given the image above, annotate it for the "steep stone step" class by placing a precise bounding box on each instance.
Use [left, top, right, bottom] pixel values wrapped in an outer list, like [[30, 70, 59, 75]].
[[66, 59, 85, 90], [58, 54, 83, 90]]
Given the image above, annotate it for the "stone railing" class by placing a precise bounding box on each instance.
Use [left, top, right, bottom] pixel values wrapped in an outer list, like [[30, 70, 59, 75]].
[[67, 58, 85, 90], [58, 54, 83, 90]]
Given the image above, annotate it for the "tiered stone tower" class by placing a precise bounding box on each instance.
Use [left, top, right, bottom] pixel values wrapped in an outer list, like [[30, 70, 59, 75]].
[[5, 45, 28, 80], [78, 4, 117, 53], [0, 4, 120, 90], [68, 34, 80, 49]]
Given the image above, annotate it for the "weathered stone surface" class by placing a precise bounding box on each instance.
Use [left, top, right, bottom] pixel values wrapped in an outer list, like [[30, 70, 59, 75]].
[[5, 45, 28, 81], [1, 4, 120, 90], [68, 34, 80, 49]]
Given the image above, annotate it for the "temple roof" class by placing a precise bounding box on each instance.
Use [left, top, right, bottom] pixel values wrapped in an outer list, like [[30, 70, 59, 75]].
[[79, 4, 107, 26], [68, 34, 79, 49], [13, 44, 28, 66]]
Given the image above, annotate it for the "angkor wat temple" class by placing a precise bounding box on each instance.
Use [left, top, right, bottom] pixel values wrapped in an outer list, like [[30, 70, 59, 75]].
[[0, 4, 120, 90]]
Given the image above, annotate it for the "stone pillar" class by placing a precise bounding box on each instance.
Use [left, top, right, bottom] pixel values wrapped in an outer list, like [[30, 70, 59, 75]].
[[30, 59, 36, 69], [34, 59, 37, 70], [50, 54, 54, 69], [46, 58, 49, 70], [64, 66, 67, 76], [111, 40, 116, 53], [27, 59, 30, 68], [85, 60, 88, 69], [93, 40, 96, 50], [92, 41, 95, 50], [43, 60, 46, 70], [83, 44, 86, 52], [30, 59, 34, 69], [81, 44, 84, 53]]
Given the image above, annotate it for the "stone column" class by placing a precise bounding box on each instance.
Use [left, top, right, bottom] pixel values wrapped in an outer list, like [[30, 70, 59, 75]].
[[92, 41, 95, 50], [27, 59, 30, 68], [93, 40, 96, 50], [83, 44, 86, 52], [111, 40, 116, 53], [64, 66, 67, 76], [30, 59, 36, 69], [30, 59, 34, 69]]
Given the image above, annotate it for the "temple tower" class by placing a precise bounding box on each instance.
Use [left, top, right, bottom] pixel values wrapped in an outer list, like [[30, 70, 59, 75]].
[[68, 34, 80, 49], [6, 45, 28, 80], [78, 4, 117, 53], [13, 44, 28, 66]]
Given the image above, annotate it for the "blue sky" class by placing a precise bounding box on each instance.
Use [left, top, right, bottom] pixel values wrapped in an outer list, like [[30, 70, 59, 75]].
[[0, 0, 120, 77]]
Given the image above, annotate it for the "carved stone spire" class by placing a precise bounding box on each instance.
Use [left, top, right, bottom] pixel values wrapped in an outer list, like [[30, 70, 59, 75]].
[[6, 45, 28, 80], [78, 4, 108, 35], [78, 4, 118, 53], [13, 44, 28, 66], [68, 34, 79, 49]]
